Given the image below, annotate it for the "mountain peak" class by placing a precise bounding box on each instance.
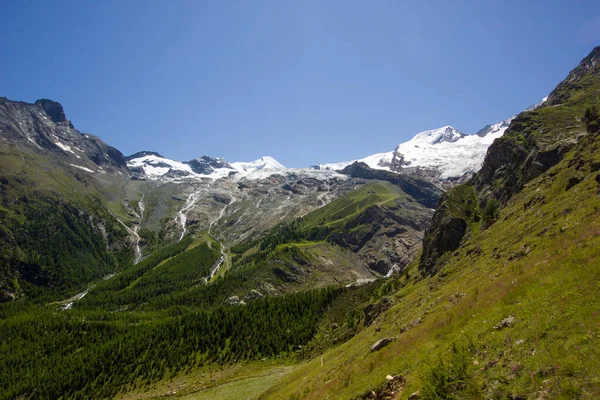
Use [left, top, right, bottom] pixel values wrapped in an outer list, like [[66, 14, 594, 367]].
[[126, 151, 164, 161], [546, 46, 600, 106], [407, 126, 464, 146], [257, 156, 285, 168], [34, 99, 66, 123]]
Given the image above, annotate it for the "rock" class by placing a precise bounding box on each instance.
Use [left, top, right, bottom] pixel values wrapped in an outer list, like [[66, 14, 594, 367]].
[[226, 296, 245, 306], [363, 297, 392, 327], [370, 337, 395, 352], [0, 290, 15, 302], [187, 156, 233, 175], [385, 374, 395, 381], [419, 197, 468, 275], [566, 176, 583, 190], [273, 267, 299, 283], [494, 316, 516, 329], [125, 151, 164, 160], [408, 390, 420, 399], [163, 168, 191, 178], [244, 289, 264, 301]]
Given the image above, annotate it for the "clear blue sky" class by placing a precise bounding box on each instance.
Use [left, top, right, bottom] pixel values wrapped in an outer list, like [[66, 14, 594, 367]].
[[1, 1, 599, 167]]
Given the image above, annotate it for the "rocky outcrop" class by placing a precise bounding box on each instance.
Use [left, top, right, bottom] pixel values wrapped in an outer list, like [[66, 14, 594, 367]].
[[34, 99, 66, 123], [273, 267, 300, 283], [0, 97, 129, 172], [244, 289, 264, 301], [363, 297, 392, 327], [419, 186, 476, 275]]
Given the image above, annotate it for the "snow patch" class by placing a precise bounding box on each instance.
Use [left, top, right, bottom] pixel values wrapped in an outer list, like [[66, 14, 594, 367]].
[[69, 164, 95, 173]]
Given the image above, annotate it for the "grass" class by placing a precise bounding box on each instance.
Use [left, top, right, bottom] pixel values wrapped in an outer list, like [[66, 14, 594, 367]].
[[117, 361, 293, 400], [301, 182, 404, 230]]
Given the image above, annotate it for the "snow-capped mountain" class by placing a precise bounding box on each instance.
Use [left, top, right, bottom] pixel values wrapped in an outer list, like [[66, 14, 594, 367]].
[[230, 156, 285, 174], [129, 97, 548, 186], [313, 119, 514, 187], [127, 152, 351, 182], [129, 122, 509, 186], [390, 122, 513, 180], [127, 152, 293, 182]]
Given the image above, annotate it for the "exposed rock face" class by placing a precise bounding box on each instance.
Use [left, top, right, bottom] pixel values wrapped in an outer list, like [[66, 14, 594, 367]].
[[187, 156, 233, 174], [473, 114, 575, 205], [0, 97, 128, 172], [34, 99, 66, 123], [273, 267, 300, 283], [420, 215, 466, 275]]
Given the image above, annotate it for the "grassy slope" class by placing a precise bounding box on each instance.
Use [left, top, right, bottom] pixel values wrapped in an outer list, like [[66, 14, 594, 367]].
[[261, 133, 600, 399], [228, 181, 428, 292]]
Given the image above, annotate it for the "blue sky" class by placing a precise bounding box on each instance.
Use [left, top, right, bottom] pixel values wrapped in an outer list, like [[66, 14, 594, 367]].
[[1, 1, 599, 167]]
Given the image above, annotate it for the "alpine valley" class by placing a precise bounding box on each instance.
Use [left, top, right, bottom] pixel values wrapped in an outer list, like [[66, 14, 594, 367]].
[[1, 47, 600, 400]]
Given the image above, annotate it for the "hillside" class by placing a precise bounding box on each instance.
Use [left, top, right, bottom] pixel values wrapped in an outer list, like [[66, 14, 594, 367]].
[[261, 46, 600, 400]]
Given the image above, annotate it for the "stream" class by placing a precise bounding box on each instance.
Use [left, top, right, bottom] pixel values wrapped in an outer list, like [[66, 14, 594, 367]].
[[177, 189, 204, 242], [57, 272, 117, 310], [208, 196, 236, 279], [133, 193, 145, 264]]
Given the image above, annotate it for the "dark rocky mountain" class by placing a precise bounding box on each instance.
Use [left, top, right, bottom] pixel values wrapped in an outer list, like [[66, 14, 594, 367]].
[[186, 155, 234, 174], [125, 150, 165, 161], [0, 97, 129, 173]]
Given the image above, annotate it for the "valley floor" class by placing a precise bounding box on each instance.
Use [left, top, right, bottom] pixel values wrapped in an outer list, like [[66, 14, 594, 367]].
[[117, 362, 293, 400]]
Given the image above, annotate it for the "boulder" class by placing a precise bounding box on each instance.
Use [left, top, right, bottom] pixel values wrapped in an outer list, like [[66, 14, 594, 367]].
[[226, 296, 245, 306], [244, 289, 264, 301], [408, 390, 420, 399], [494, 315, 516, 329], [370, 337, 395, 352], [0, 290, 15, 303]]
